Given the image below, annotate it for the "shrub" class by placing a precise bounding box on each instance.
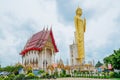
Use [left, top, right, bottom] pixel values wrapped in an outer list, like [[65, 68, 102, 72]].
[[62, 69, 66, 75], [27, 69, 32, 74], [3, 76, 10, 80], [0, 76, 2, 79], [54, 71, 58, 77], [27, 73, 34, 77], [109, 71, 114, 78], [60, 73, 65, 77], [13, 74, 25, 80], [3, 76, 14, 80], [8, 73, 15, 80], [114, 72, 120, 78], [38, 70, 44, 74], [118, 72, 120, 78], [40, 72, 47, 78], [24, 73, 39, 79], [106, 76, 110, 79], [14, 70, 19, 75], [66, 74, 71, 77]]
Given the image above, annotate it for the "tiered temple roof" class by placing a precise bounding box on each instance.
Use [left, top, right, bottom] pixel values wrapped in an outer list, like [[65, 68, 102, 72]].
[[20, 28, 58, 56]]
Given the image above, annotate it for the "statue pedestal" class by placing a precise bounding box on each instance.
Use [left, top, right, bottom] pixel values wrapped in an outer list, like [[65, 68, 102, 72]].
[[76, 57, 83, 64]]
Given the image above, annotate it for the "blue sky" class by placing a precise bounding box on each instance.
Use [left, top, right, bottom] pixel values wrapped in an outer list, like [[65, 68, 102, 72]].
[[0, 0, 120, 67]]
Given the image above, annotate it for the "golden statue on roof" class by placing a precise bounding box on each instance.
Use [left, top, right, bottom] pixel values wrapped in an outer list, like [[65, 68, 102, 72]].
[[74, 7, 86, 64]]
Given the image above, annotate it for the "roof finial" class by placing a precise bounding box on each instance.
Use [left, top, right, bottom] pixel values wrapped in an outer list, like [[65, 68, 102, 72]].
[[50, 26, 52, 32], [50, 25, 52, 30], [46, 26, 48, 31], [43, 26, 45, 31]]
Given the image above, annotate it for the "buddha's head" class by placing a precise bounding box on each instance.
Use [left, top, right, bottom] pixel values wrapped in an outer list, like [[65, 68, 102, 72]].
[[76, 7, 82, 16]]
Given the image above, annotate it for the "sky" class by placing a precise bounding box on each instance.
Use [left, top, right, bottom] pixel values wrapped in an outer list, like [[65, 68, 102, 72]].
[[0, 0, 120, 67]]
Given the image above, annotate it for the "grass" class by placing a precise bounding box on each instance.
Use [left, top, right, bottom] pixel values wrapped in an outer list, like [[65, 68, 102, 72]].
[[110, 78, 120, 80]]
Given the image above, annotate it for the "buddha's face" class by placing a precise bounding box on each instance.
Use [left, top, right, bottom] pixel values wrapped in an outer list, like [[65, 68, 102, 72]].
[[76, 8, 82, 16]]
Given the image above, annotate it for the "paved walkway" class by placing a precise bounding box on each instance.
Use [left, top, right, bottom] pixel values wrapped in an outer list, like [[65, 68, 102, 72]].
[[44, 78, 110, 80]]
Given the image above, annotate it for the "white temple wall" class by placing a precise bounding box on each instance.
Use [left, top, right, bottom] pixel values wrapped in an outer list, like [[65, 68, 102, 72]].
[[46, 50, 52, 65], [38, 51, 42, 69], [22, 48, 54, 70], [70, 44, 78, 66]]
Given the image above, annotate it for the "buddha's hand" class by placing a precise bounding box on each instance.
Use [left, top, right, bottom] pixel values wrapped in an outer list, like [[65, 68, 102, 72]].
[[84, 18, 86, 23], [84, 18, 86, 32]]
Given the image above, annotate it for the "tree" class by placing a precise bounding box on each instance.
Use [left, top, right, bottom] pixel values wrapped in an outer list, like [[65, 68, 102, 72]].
[[95, 61, 103, 68], [112, 49, 120, 69], [103, 48, 120, 70], [103, 54, 113, 66], [0, 64, 24, 75], [3, 66, 15, 72], [0, 67, 3, 71]]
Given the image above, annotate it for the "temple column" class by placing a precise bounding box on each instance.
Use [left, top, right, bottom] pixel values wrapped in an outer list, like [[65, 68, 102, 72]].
[[45, 47, 46, 61], [28, 52, 30, 64], [38, 51, 40, 69], [51, 49, 54, 64], [54, 53, 55, 63], [51, 49, 53, 64], [44, 47, 47, 71], [41, 51, 43, 69], [54, 50, 55, 63]]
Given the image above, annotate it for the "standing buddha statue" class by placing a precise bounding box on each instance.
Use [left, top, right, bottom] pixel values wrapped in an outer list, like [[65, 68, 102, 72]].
[[74, 7, 86, 64]]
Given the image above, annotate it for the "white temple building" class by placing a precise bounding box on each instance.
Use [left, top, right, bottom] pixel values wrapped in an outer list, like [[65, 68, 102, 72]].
[[69, 41, 78, 66], [20, 28, 58, 71]]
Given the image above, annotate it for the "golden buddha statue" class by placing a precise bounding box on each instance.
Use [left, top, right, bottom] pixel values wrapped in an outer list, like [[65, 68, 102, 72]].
[[74, 7, 86, 64]]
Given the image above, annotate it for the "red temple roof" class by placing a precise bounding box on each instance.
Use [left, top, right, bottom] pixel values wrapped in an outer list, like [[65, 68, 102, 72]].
[[20, 28, 58, 56]]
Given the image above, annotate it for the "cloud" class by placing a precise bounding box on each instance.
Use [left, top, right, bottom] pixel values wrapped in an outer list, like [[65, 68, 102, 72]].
[[83, 0, 120, 63], [0, 0, 120, 67], [56, 0, 76, 24], [0, 0, 74, 66], [56, 0, 120, 63]]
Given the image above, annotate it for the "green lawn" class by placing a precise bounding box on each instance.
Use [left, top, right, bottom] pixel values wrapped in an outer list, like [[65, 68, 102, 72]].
[[110, 78, 120, 80]]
